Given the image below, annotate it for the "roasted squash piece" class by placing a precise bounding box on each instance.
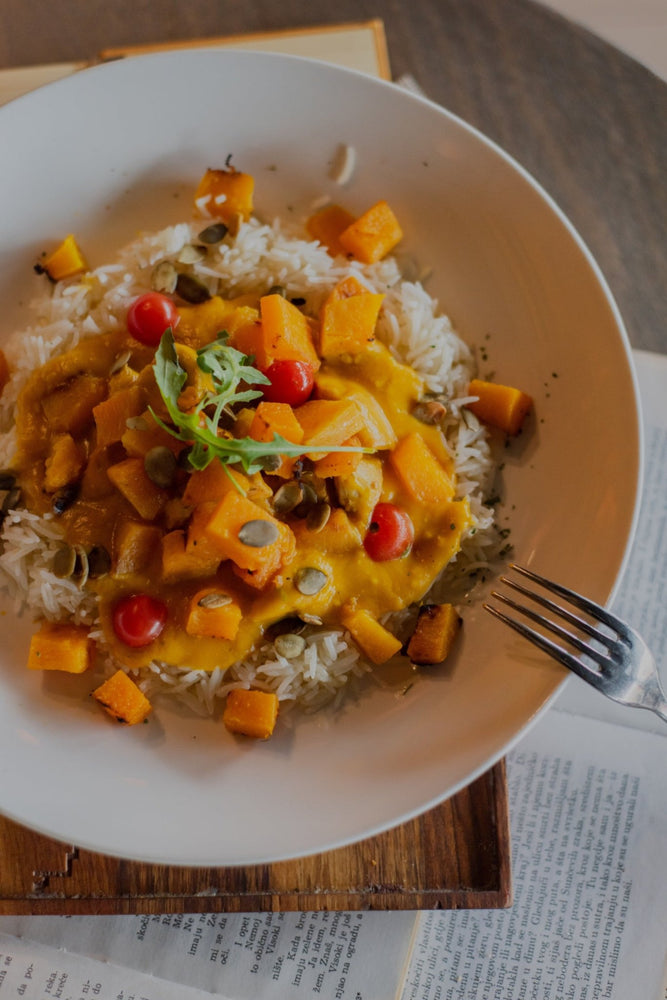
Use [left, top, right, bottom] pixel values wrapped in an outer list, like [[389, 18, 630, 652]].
[[40, 375, 107, 436], [93, 669, 152, 725], [183, 462, 248, 507], [319, 291, 384, 357], [257, 294, 321, 372], [406, 604, 462, 665], [339, 200, 403, 264], [223, 688, 279, 740], [27, 621, 94, 674], [294, 398, 364, 459], [203, 491, 294, 575], [93, 385, 145, 448], [162, 528, 220, 581], [194, 167, 254, 224], [186, 588, 242, 640], [107, 457, 169, 521], [341, 607, 402, 664], [465, 379, 533, 436], [314, 374, 397, 450], [335, 456, 383, 530], [43, 433, 85, 492], [314, 435, 363, 479], [40, 234, 88, 281], [306, 204, 356, 256], [249, 401, 304, 478], [114, 521, 163, 576], [389, 432, 455, 504]]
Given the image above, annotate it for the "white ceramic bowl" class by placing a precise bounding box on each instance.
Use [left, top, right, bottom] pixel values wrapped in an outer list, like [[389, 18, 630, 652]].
[[0, 50, 641, 865]]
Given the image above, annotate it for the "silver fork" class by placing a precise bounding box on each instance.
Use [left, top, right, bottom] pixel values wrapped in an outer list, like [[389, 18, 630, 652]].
[[484, 563, 667, 723]]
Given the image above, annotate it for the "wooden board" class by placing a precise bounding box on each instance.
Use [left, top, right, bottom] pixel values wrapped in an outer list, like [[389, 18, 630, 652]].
[[0, 761, 510, 914]]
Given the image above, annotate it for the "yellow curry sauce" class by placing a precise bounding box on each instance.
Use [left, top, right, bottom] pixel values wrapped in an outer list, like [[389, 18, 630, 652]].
[[14, 291, 471, 675]]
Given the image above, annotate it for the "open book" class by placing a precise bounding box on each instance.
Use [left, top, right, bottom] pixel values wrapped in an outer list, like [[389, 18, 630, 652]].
[[0, 24, 665, 1000]]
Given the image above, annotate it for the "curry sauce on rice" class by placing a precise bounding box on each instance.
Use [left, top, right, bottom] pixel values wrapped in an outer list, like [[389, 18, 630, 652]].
[[0, 166, 532, 739]]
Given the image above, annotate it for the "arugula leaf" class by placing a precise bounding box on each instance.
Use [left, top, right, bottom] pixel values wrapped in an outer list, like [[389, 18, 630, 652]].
[[150, 330, 368, 475]]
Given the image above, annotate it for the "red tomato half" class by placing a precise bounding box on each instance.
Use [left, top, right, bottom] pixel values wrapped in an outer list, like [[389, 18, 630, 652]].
[[363, 503, 414, 562], [112, 593, 168, 648], [262, 360, 315, 406], [127, 292, 179, 346]]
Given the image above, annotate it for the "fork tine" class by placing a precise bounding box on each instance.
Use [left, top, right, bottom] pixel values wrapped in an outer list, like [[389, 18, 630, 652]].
[[483, 602, 605, 685], [498, 576, 615, 650], [508, 564, 631, 639], [489, 591, 613, 669]]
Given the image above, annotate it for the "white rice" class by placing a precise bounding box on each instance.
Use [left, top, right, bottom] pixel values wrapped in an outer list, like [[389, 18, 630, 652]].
[[0, 214, 500, 716]]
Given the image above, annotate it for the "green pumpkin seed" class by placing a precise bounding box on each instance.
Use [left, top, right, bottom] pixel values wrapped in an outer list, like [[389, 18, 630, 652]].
[[267, 284, 288, 298], [412, 399, 447, 425], [0, 471, 16, 491], [238, 519, 279, 548], [144, 446, 177, 488], [273, 480, 304, 514], [152, 260, 178, 294], [109, 350, 132, 376], [198, 591, 232, 609], [73, 545, 89, 588], [52, 484, 77, 515], [306, 502, 331, 533], [198, 223, 228, 244], [294, 567, 328, 596], [177, 244, 207, 265], [274, 633, 307, 659], [176, 273, 211, 304], [87, 545, 111, 579], [52, 544, 77, 579]]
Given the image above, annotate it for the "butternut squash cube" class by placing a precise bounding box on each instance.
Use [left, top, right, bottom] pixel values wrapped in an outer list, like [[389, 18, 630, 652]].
[[306, 204, 356, 256], [314, 375, 397, 450], [27, 621, 94, 674], [319, 291, 384, 357], [41, 234, 88, 281], [223, 688, 279, 740], [341, 607, 402, 664], [41, 375, 107, 436], [120, 409, 183, 458], [249, 401, 304, 478], [175, 296, 256, 350], [107, 457, 169, 521], [183, 462, 248, 507], [339, 201, 403, 263], [232, 520, 296, 590], [203, 491, 293, 575], [162, 528, 220, 581], [93, 385, 145, 448], [186, 588, 242, 640], [44, 433, 85, 491], [406, 604, 462, 665], [313, 435, 363, 479], [114, 521, 163, 576], [194, 167, 254, 224], [389, 432, 455, 503], [466, 379, 533, 436], [93, 669, 152, 725], [257, 294, 321, 372], [294, 398, 364, 459]]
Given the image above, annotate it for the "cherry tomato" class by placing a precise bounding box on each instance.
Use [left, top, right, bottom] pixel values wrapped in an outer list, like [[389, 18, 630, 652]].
[[262, 360, 315, 406], [127, 292, 179, 346], [112, 593, 168, 648], [363, 503, 415, 562]]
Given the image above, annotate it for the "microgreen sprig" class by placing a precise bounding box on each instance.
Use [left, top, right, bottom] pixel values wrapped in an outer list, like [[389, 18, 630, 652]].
[[151, 330, 368, 475]]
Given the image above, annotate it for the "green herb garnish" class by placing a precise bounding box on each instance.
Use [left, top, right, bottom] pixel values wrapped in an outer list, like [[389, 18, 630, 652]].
[[151, 330, 367, 475]]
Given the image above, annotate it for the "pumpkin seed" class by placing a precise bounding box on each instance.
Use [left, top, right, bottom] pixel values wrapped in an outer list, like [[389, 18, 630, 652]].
[[73, 545, 89, 588], [306, 502, 331, 533], [87, 545, 111, 579], [267, 284, 288, 298], [151, 260, 178, 294], [274, 633, 307, 659], [52, 544, 77, 579], [52, 484, 78, 515], [294, 566, 328, 596], [126, 415, 149, 431], [0, 471, 16, 491], [260, 454, 282, 473], [144, 446, 177, 488], [273, 480, 304, 514], [412, 399, 447, 425], [1, 485, 20, 512], [109, 350, 132, 376], [198, 591, 232, 609], [198, 222, 228, 244], [176, 273, 211, 304], [238, 519, 279, 548], [177, 244, 207, 265]]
